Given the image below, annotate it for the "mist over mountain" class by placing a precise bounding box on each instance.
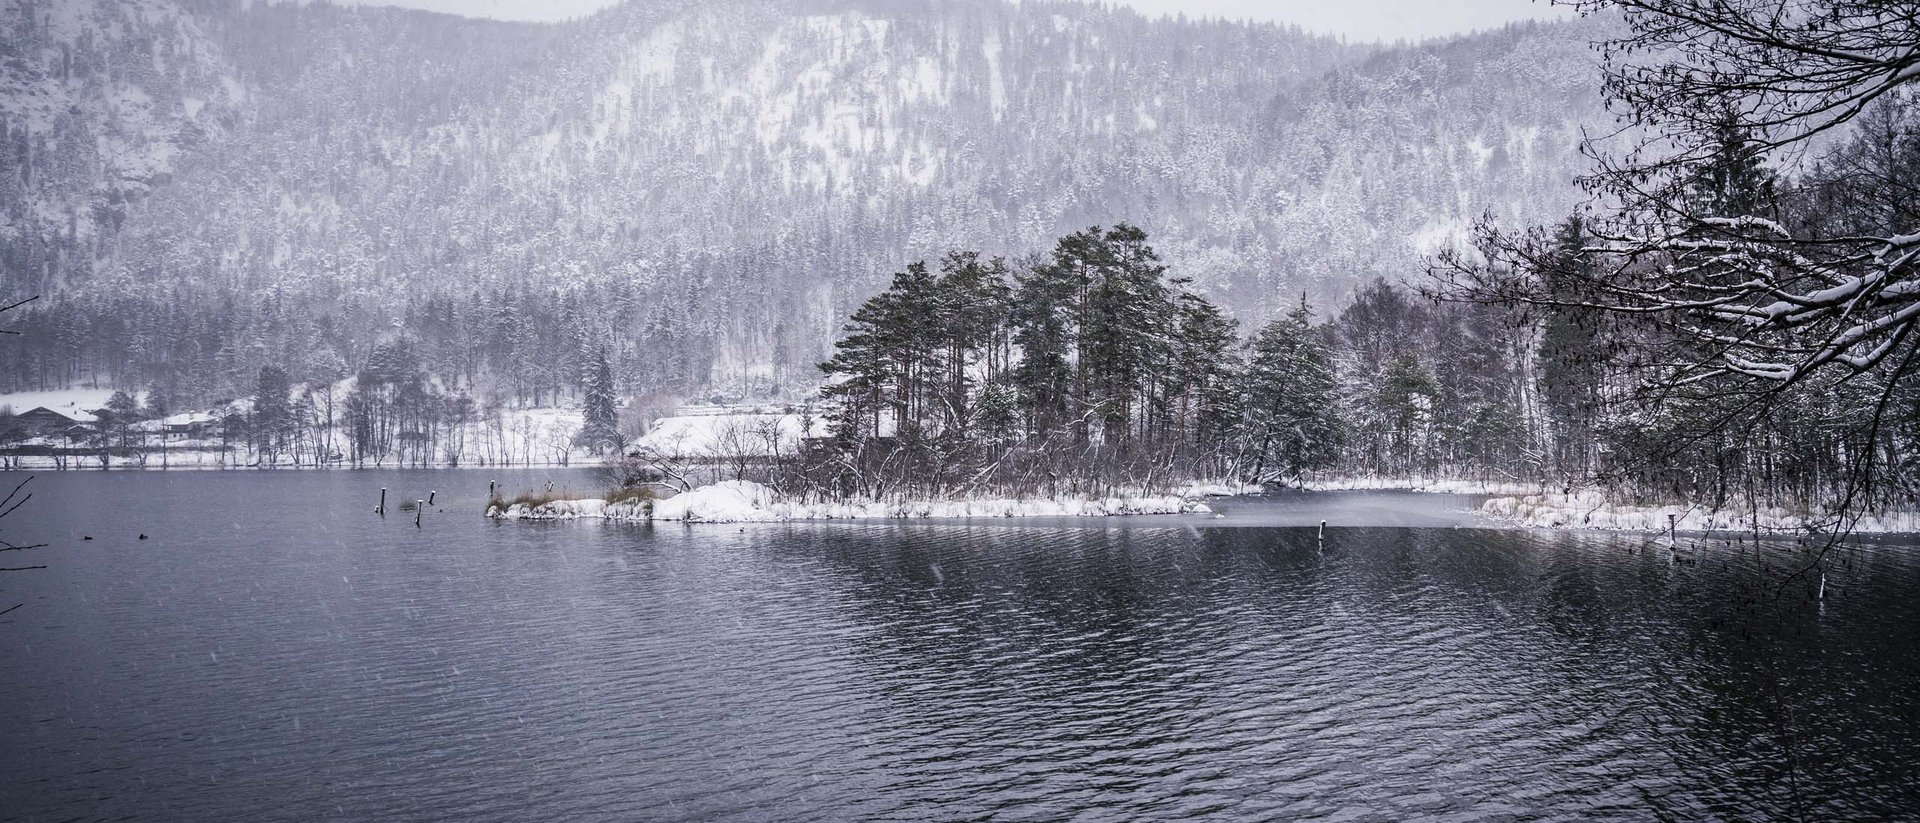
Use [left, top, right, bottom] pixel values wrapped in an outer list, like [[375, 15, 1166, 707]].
[[0, 0, 1610, 400]]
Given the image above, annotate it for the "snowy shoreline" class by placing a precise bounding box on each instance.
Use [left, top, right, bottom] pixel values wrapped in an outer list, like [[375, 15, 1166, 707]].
[[488, 480, 1221, 523], [0, 457, 592, 472], [1286, 477, 1920, 536], [1291, 476, 1549, 496], [1475, 491, 1920, 536]]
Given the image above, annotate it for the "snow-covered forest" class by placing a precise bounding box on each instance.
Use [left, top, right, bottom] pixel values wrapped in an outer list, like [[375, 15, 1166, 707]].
[[800, 224, 1545, 500], [2, 0, 1915, 530], [0, 0, 1602, 402]]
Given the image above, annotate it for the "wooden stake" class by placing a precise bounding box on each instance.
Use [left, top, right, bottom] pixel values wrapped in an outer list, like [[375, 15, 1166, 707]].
[[415, 500, 424, 527], [378, 487, 386, 515], [428, 490, 436, 506]]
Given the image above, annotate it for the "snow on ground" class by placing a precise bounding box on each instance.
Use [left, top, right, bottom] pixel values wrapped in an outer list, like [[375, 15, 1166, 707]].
[[1477, 491, 1920, 535], [0, 405, 591, 470], [1291, 477, 1920, 535], [489, 480, 1215, 523], [0, 389, 128, 415], [1177, 480, 1264, 497], [455, 406, 586, 467], [1293, 476, 1548, 496], [1, 402, 875, 469], [631, 408, 827, 458]]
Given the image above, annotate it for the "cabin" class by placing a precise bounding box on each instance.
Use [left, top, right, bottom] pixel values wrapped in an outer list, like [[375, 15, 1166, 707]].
[[16, 406, 98, 436], [160, 412, 219, 440]]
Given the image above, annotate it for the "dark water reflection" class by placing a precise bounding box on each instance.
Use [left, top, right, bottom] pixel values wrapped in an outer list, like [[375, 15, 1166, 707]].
[[1, 471, 1916, 821]]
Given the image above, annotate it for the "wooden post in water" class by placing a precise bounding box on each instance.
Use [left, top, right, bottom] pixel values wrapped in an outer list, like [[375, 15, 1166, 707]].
[[1318, 519, 1326, 541], [378, 487, 387, 515], [415, 500, 424, 527], [489, 480, 496, 499], [428, 490, 437, 506]]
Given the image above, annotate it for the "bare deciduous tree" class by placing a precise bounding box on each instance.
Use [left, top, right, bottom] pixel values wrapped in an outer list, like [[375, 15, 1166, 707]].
[[1434, 0, 1920, 520]]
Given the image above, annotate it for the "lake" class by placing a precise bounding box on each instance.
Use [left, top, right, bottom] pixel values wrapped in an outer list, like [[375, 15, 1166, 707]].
[[2, 470, 1916, 820]]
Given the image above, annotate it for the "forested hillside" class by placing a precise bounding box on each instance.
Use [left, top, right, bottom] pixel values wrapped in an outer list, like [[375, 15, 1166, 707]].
[[0, 0, 1609, 404]]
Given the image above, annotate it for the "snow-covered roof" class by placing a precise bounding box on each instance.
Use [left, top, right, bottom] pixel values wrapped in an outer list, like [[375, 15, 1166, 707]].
[[0, 389, 135, 414], [20, 406, 98, 423], [162, 412, 218, 426]]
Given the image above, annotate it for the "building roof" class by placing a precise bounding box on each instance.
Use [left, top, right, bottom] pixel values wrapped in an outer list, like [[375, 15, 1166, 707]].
[[20, 406, 99, 423]]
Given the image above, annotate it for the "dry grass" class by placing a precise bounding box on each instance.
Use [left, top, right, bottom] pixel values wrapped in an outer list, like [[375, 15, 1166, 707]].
[[486, 489, 569, 512], [605, 486, 657, 506]]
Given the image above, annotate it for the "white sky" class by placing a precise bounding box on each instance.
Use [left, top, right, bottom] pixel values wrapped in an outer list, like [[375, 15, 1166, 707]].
[[314, 0, 1574, 43]]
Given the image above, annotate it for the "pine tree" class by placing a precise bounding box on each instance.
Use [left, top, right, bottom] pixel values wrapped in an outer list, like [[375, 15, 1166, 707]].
[[103, 390, 140, 448], [1010, 248, 1078, 441], [1537, 216, 1603, 475], [1240, 298, 1342, 482], [1077, 224, 1171, 448], [104, 390, 140, 420], [932, 251, 1012, 441], [252, 365, 292, 460], [575, 349, 621, 453], [1168, 291, 1240, 460], [1685, 114, 1776, 218], [1375, 354, 1439, 475], [820, 262, 946, 455], [1012, 224, 1176, 451]]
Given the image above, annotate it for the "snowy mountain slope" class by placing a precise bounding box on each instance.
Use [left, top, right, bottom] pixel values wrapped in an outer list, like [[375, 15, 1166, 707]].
[[0, 0, 244, 286], [0, 0, 1613, 400]]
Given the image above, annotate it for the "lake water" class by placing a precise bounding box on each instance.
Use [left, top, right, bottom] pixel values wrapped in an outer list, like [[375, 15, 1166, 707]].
[[2, 470, 1917, 821]]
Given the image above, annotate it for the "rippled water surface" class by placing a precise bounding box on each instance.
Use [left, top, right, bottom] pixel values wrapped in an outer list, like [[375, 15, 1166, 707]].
[[2, 470, 1918, 821]]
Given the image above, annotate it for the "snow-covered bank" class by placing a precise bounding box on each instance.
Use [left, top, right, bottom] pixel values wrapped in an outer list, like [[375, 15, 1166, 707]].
[[1477, 491, 1920, 535], [1177, 480, 1265, 497], [488, 480, 1217, 523], [631, 409, 826, 459], [1293, 476, 1548, 496], [0, 452, 591, 471], [0, 401, 827, 470]]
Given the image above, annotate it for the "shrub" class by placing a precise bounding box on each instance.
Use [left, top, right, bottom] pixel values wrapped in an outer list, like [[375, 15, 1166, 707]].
[[605, 486, 656, 506], [486, 489, 569, 512]]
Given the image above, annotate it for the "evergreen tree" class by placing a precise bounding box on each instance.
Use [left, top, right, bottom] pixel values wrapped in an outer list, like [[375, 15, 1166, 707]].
[[1537, 216, 1603, 475], [932, 251, 1012, 441], [576, 349, 621, 453], [1010, 247, 1078, 441], [141, 380, 172, 420], [1076, 224, 1172, 448], [1684, 114, 1776, 219], [1168, 291, 1241, 460], [102, 390, 141, 448], [1374, 354, 1439, 475], [251, 365, 292, 461], [104, 390, 140, 420], [819, 260, 948, 486], [1240, 298, 1342, 482]]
